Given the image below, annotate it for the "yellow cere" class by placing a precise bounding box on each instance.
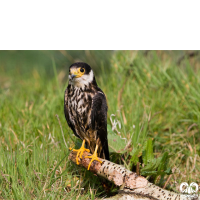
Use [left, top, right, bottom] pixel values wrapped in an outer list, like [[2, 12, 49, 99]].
[[70, 68, 85, 78]]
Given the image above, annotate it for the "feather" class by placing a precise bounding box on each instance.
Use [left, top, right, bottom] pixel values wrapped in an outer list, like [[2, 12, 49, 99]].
[[64, 62, 110, 161], [91, 91, 109, 160]]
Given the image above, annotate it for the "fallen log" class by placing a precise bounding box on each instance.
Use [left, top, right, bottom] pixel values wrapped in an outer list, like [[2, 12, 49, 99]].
[[69, 150, 199, 200]]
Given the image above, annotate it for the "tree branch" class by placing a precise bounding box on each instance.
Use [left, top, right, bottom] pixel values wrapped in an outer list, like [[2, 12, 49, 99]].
[[69, 151, 199, 200]]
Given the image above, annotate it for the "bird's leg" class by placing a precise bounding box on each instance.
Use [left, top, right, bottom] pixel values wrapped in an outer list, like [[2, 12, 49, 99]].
[[72, 139, 90, 165], [85, 145, 102, 170]]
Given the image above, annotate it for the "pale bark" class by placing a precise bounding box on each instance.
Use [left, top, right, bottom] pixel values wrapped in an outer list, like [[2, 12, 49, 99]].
[[69, 151, 199, 200]]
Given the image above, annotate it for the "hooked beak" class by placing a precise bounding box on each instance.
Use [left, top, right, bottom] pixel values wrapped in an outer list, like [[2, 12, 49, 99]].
[[71, 74, 77, 79], [69, 68, 82, 79]]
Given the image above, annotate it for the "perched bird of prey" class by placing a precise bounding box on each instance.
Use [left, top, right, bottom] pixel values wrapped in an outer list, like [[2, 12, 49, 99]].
[[64, 62, 109, 169]]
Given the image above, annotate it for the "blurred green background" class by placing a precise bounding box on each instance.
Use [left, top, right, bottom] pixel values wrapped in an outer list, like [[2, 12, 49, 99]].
[[0, 50, 112, 77], [0, 50, 200, 199]]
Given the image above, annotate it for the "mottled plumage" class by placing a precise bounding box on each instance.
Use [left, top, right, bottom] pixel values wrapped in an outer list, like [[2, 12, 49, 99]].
[[64, 62, 109, 161]]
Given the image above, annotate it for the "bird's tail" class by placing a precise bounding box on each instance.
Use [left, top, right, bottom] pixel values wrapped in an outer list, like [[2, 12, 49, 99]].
[[98, 135, 109, 161], [89, 137, 110, 161], [102, 139, 110, 161]]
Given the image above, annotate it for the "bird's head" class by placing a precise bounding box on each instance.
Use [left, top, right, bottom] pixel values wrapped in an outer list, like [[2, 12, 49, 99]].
[[68, 62, 97, 88]]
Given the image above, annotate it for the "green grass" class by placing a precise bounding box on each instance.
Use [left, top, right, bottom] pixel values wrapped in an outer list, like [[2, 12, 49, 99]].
[[0, 50, 200, 199]]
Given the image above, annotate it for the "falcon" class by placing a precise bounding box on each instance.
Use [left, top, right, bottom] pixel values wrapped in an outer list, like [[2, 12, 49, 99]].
[[64, 62, 109, 169]]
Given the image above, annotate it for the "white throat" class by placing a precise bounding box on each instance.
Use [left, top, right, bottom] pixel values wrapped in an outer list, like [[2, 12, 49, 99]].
[[69, 70, 94, 89]]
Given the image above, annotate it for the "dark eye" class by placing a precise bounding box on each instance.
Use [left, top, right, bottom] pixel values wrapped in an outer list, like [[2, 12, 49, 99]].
[[80, 68, 85, 73]]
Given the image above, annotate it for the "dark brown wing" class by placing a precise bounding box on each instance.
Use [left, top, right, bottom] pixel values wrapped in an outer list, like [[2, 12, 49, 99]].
[[91, 91, 109, 160], [64, 87, 81, 139]]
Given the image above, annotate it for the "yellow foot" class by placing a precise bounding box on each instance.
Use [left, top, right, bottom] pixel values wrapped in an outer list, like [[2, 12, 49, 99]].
[[85, 145, 102, 170], [69, 144, 75, 151], [72, 140, 90, 165]]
